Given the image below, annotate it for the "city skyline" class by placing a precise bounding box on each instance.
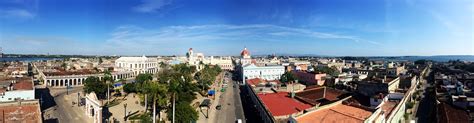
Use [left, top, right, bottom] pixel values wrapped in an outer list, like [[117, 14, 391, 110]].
[[1, 0, 473, 56]]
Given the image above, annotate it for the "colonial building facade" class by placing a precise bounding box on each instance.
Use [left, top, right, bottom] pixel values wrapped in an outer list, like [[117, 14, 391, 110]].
[[186, 48, 235, 71], [115, 56, 159, 76], [238, 47, 285, 84]]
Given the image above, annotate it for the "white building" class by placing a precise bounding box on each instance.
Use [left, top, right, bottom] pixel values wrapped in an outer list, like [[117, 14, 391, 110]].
[[0, 78, 35, 102], [238, 47, 285, 84], [242, 64, 285, 83], [209, 56, 234, 71], [115, 56, 159, 76], [186, 48, 235, 71]]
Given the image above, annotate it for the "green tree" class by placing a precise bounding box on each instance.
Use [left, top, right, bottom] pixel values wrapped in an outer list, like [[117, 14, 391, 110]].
[[194, 65, 222, 91], [314, 66, 340, 76], [103, 70, 114, 102], [280, 72, 297, 84], [83, 76, 108, 99], [136, 73, 153, 84], [168, 102, 198, 123], [98, 57, 103, 64], [414, 59, 427, 65], [61, 63, 67, 69], [146, 81, 168, 123], [135, 73, 153, 113], [123, 83, 137, 93]]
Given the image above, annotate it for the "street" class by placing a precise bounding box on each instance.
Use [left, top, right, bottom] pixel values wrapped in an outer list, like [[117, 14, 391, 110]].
[[196, 71, 246, 123], [39, 87, 93, 123], [415, 69, 436, 123], [215, 75, 245, 123]]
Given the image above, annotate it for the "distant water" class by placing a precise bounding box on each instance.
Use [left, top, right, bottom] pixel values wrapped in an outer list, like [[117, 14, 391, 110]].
[[394, 55, 474, 62], [0, 57, 62, 62]]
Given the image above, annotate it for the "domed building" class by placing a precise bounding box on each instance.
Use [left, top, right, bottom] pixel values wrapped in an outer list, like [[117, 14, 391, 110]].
[[238, 47, 285, 85], [241, 47, 251, 59], [240, 47, 253, 65]]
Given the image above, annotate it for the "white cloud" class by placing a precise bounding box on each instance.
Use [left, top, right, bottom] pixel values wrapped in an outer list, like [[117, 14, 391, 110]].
[[133, 0, 172, 13], [102, 24, 381, 55], [0, 9, 35, 19], [2, 36, 98, 55]]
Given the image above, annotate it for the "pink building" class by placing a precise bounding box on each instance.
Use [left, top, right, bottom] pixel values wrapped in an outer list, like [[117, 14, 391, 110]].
[[292, 71, 327, 86]]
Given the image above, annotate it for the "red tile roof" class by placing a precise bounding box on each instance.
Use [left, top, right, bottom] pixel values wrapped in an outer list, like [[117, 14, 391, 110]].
[[43, 69, 98, 76], [247, 78, 264, 86], [0, 101, 41, 123], [296, 103, 373, 123], [13, 80, 33, 90], [295, 87, 346, 106], [257, 92, 312, 116], [437, 103, 470, 123], [381, 101, 397, 119], [246, 78, 281, 86]]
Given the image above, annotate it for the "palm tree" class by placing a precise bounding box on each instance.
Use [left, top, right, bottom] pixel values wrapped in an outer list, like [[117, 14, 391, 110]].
[[147, 81, 168, 123], [141, 80, 150, 113], [103, 70, 113, 102]]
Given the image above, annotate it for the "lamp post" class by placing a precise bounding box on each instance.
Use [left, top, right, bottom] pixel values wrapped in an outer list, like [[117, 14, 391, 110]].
[[77, 92, 80, 106], [124, 103, 127, 121], [66, 83, 69, 95]]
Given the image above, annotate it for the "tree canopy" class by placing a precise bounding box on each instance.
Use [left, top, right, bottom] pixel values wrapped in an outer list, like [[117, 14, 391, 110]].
[[136, 73, 153, 84], [169, 102, 198, 122], [314, 66, 340, 76], [83, 76, 109, 99], [195, 65, 222, 91], [280, 71, 297, 83]]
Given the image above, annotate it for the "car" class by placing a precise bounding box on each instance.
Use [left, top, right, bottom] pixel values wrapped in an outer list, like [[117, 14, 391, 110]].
[[236, 119, 242, 123]]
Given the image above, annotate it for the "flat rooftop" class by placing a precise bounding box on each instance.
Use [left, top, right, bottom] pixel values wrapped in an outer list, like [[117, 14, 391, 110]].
[[257, 92, 312, 116], [0, 100, 42, 123], [43, 68, 99, 76], [296, 103, 373, 123]]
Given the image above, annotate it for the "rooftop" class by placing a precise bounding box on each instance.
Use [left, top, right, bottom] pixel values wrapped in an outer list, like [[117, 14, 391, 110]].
[[246, 78, 281, 86], [295, 87, 347, 106], [43, 69, 98, 76], [257, 92, 312, 116], [0, 100, 42, 123], [295, 102, 373, 123], [437, 102, 470, 123], [381, 101, 398, 119], [0, 77, 34, 91]]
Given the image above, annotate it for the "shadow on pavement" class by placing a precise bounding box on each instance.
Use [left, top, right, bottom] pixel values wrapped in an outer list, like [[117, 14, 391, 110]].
[[36, 88, 57, 111], [43, 118, 59, 123]]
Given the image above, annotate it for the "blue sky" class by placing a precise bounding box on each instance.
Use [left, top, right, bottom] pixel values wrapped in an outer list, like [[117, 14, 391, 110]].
[[0, 0, 473, 56]]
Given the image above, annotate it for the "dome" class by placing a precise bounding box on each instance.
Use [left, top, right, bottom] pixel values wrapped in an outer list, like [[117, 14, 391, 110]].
[[241, 47, 250, 56]]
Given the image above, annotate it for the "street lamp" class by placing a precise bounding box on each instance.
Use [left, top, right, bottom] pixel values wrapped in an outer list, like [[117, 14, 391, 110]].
[[124, 103, 127, 121], [66, 83, 70, 95], [77, 92, 80, 106]]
